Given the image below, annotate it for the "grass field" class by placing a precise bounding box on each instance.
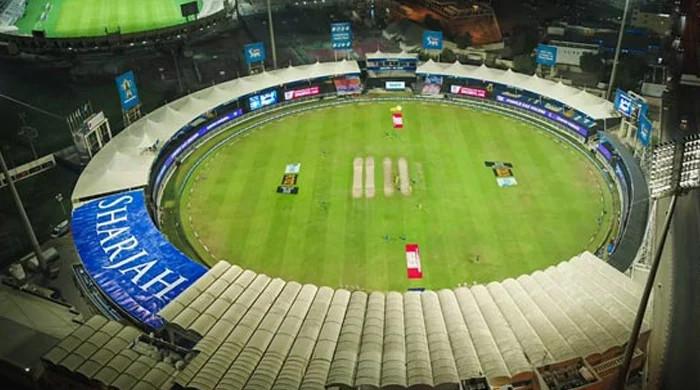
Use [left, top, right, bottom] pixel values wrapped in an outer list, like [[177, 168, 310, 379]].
[[15, 0, 202, 37], [161, 101, 615, 291]]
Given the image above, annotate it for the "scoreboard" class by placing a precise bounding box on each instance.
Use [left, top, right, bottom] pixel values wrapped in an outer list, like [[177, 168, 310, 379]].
[[366, 52, 419, 78], [366, 57, 418, 73]]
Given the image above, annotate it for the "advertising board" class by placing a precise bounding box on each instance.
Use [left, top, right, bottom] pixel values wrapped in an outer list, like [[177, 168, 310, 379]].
[[331, 22, 352, 50], [385, 81, 406, 90], [536, 44, 558, 66], [422, 30, 443, 50], [249, 90, 278, 110], [71, 190, 207, 329], [450, 85, 488, 98], [284, 86, 321, 100], [495, 95, 589, 138], [244, 42, 266, 64], [154, 109, 244, 190], [115, 71, 140, 110]]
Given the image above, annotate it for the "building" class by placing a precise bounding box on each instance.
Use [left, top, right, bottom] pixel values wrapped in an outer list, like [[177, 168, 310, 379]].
[[548, 40, 600, 69], [630, 9, 672, 36], [394, 0, 503, 45], [546, 23, 662, 62]]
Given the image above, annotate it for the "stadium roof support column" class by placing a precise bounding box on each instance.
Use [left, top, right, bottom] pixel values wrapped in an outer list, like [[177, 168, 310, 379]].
[[606, 0, 632, 100], [266, 0, 277, 69], [0, 150, 47, 272]]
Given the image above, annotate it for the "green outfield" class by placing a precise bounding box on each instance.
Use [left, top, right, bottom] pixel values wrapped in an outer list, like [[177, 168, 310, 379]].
[[15, 0, 202, 37], [161, 101, 616, 291]]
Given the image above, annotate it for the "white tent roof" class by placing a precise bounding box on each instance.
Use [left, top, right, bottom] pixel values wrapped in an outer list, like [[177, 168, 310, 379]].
[[416, 60, 617, 120], [72, 60, 361, 203]]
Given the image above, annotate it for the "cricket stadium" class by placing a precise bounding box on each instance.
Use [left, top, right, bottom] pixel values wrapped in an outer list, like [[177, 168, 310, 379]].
[[43, 56, 652, 389]]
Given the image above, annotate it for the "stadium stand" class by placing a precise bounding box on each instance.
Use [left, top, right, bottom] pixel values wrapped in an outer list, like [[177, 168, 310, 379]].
[[0, 0, 25, 31], [43, 252, 649, 389], [69, 60, 619, 206], [354, 291, 385, 387], [417, 60, 614, 120], [42, 316, 180, 390]]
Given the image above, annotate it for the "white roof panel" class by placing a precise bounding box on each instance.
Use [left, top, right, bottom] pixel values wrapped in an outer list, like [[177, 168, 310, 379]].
[[72, 61, 361, 204], [416, 61, 618, 120]]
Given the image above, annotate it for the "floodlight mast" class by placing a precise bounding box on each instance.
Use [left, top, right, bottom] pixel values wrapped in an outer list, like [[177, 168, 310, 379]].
[[0, 149, 47, 272], [606, 0, 632, 100], [617, 137, 700, 389], [266, 0, 277, 69], [616, 193, 676, 389]]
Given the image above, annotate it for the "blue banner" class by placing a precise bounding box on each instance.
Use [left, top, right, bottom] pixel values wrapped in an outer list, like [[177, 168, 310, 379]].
[[638, 114, 653, 146], [495, 95, 589, 138], [422, 30, 443, 50], [115, 71, 140, 111], [72, 190, 207, 329], [597, 142, 614, 161], [331, 22, 352, 50], [244, 42, 266, 64], [536, 44, 558, 66]]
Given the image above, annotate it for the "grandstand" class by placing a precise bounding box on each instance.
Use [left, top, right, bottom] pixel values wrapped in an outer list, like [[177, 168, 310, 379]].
[[43, 253, 648, 389]]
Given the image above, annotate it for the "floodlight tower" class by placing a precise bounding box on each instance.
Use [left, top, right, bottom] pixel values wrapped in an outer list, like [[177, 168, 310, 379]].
[[607, 0, 632, 100], [266, 0, 277, 69], [617, 136, 700, 389], [0, 150, 47, 272]]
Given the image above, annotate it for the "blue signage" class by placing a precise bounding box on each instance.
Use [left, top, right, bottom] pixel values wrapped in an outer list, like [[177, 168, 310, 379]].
[[331, 22, 352, 50], [154, 109, 244, 190], [536, 44, 558, 66], [244, 42, 266, 64], [115, 71, 140, 111], [249, 90, 278, 111], [422, 30, 443, 50], [495, 95, 589, 138], [597, 142, 614, 161], [638, 114, 653, 146], [614, 89, 648, 121], [71, 190, 207, 329], [614, 89, 633, 117]]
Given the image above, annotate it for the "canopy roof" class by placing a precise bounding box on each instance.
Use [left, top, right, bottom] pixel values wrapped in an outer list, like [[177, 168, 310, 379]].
[[45, 252, 648, 389], [365, 50, 418, 60], [417, 60, 617, 120], [71, 60, 360, 204]]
